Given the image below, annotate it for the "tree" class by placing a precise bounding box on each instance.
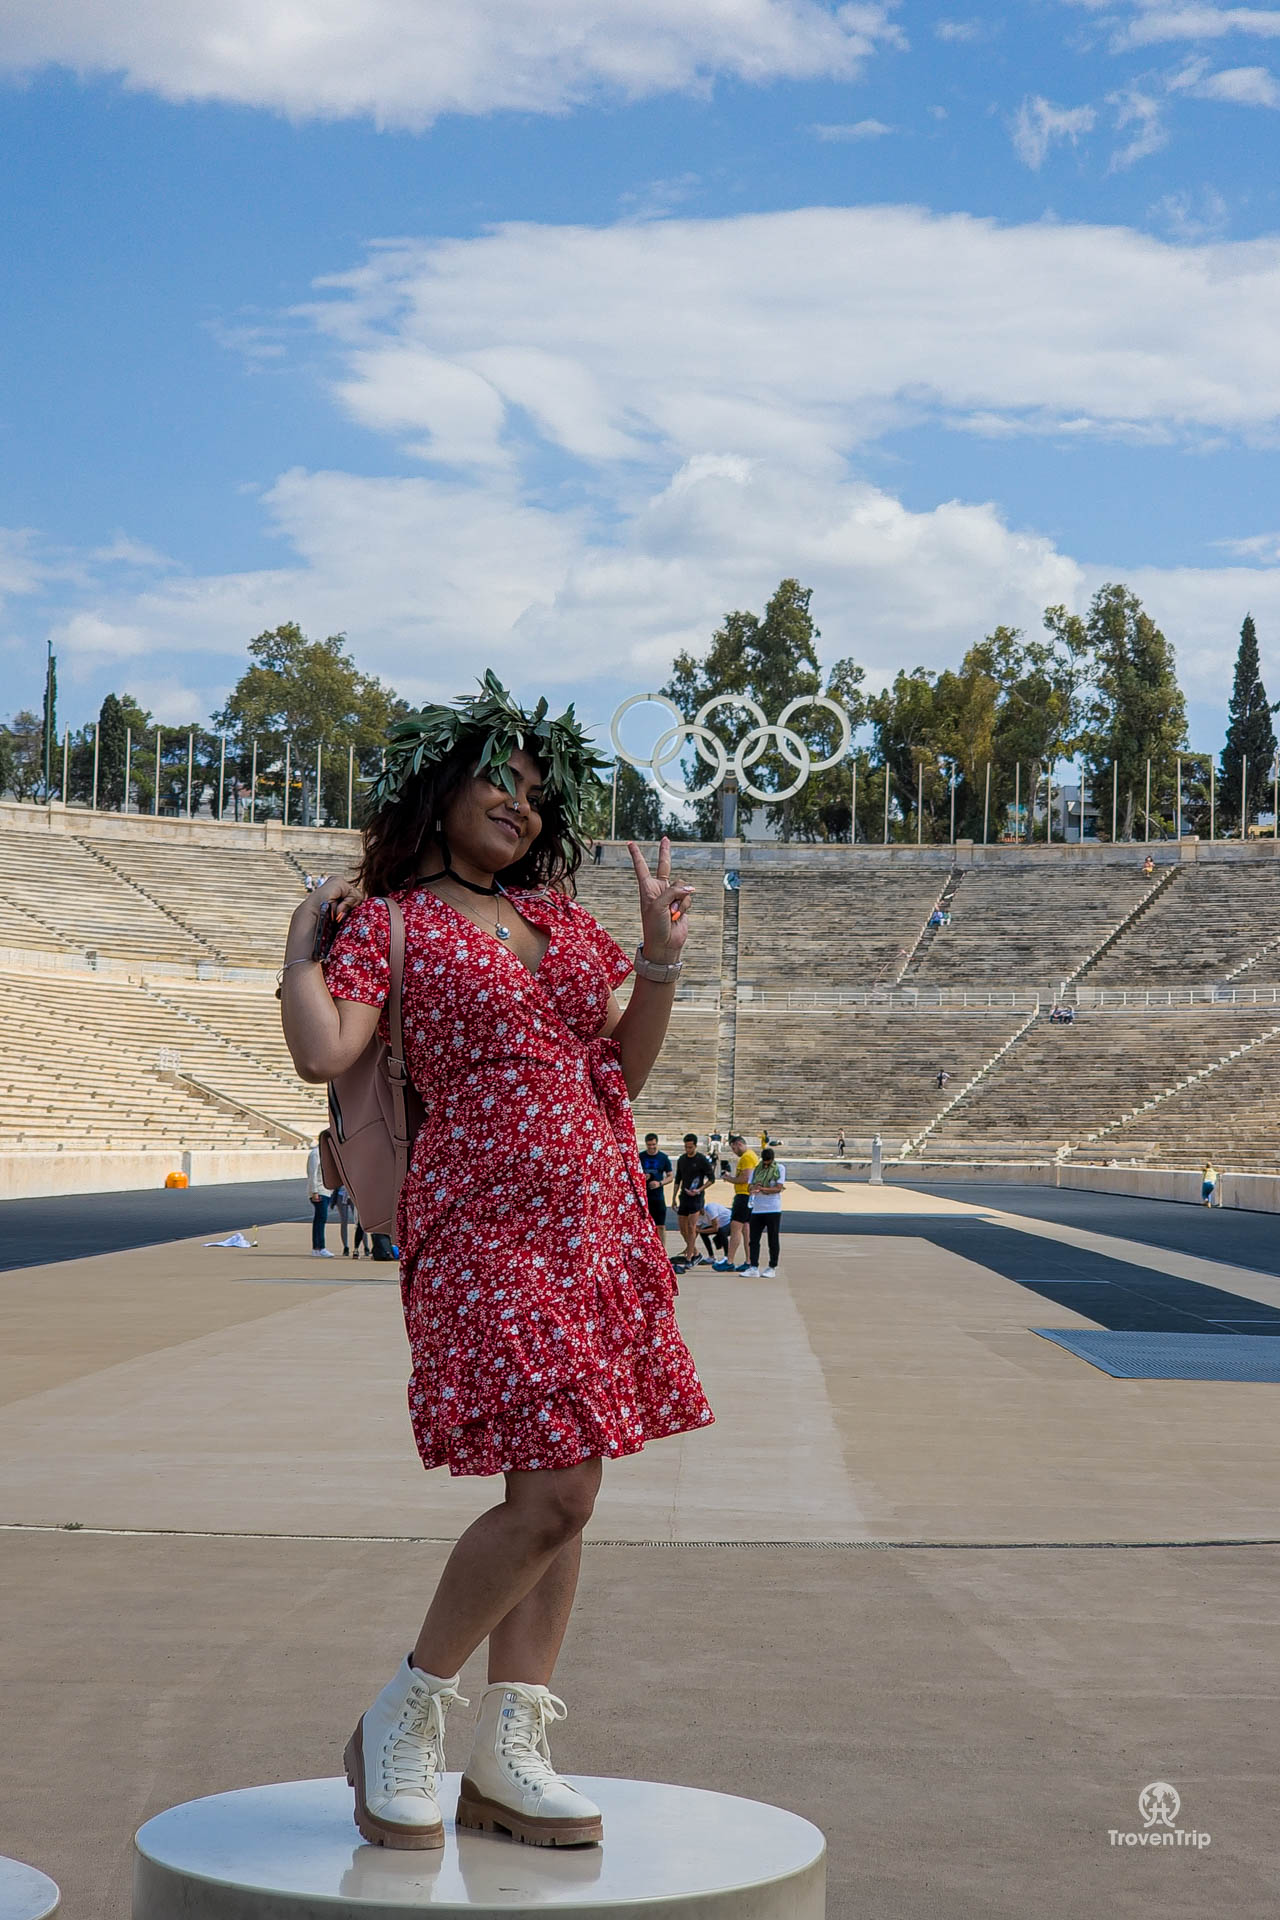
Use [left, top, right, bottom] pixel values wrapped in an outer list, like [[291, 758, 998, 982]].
[[1220, 614, 1277, 833], [41, 649, 57, 800], [1072, 584, 1187, 841], [3, 710, 47, 801], [213, 623, 405, 825], [663, 580, 864, 840]]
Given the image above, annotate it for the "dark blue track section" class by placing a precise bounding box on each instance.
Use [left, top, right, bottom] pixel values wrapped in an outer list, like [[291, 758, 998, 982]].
[[0, 1180, 306, 1272]]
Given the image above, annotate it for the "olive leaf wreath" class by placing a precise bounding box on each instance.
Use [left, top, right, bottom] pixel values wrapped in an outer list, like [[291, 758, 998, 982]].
[[367, 670, 612, 830]]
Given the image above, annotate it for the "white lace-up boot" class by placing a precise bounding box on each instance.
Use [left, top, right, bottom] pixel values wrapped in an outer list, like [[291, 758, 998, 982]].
[[457, 1682, 603, 1847], [343, 1657, 467, 1850]]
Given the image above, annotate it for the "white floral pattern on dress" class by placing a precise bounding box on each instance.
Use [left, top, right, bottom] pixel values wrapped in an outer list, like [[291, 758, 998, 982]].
[[324, 885, 714, 1476]]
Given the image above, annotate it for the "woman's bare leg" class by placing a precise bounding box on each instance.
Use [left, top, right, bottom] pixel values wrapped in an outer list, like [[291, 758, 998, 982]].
[[412, 1459, 601, 1679], [487, 1535, 583, 1686]]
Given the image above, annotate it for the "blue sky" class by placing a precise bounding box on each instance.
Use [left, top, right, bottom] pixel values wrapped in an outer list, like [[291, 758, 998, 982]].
[[2, 0, 1279, 760]]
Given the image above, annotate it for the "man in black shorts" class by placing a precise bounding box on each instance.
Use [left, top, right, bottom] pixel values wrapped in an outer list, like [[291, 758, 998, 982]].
[[673, 1132, 716, 1266], [638, 1133, 673, 1241]]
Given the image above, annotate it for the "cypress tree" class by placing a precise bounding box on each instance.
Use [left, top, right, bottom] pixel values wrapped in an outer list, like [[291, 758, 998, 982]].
[[1220, 614, 1277, 832], [98, 693, 127, 810]]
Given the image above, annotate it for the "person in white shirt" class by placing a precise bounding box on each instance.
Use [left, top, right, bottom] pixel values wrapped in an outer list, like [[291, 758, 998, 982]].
[[306, 1139, 334, 1257], [695, 1198, 733, 1268], [741, 1147, 786, 1276]]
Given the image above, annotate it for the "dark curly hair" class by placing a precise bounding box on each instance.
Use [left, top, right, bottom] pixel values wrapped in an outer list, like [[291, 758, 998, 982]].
[[357, 737, 585, 900]]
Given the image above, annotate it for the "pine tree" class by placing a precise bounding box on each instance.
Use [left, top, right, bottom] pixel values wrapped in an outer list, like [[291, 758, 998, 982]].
[[1220, 614, 1276, 833], [41, 649, 57, 798]]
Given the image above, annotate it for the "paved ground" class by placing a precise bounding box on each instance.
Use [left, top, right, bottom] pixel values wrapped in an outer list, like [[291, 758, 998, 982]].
[[2, 1180, 1278, 1916]]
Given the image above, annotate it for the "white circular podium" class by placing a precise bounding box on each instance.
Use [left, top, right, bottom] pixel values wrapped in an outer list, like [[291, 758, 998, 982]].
[[0, 1856, 60, 1919], [133, 1774, 825, 1919]]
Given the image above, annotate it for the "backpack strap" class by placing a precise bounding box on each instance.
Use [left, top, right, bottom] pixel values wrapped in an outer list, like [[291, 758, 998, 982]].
[[384, 898, 412, 1188]]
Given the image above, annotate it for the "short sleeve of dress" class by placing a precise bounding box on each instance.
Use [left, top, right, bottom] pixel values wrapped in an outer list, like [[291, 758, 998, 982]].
[[322, 897, 391, 1008], [560, 896, 633, 991]]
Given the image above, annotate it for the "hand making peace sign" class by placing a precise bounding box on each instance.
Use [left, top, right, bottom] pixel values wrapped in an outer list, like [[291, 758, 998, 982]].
[[627, 835, 694, 964]]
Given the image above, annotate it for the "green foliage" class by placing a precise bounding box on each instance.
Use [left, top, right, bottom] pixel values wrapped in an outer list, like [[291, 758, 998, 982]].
[[663, 579, 865, 840], [214, 622, 406, 825], [1073, 584, 1187, 840], [3, 709, 47, 802], [1220, 614, 1277, 831]]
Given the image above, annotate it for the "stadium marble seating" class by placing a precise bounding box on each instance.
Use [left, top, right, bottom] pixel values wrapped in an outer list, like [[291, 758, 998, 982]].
[[573, 867, 724, 990], [910, 862, 1155, 989], [1092, 1021, 1280, 1172], [0, 829, 207, 964], [923, 1007, 1275, 1161], [736, 868, 946, 990], [77, 834, 306, 969], [1086, 861, 1280, 984], [733, 1008, 1026, 1145]]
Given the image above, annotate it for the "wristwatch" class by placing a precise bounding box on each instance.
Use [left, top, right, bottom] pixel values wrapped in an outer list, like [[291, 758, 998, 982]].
[[633, 945, 684, 984]]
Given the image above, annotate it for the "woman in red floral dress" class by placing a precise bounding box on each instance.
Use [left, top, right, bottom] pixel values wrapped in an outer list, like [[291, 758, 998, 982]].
[[281, 679, 712, 1854]]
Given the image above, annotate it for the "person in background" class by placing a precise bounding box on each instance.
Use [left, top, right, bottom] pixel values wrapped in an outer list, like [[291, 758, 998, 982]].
[[726, 1132, 760, 1271], [673, 1132, 715, 1268], [306, 1138, 334, 1258], [836, 1129, 845, 1158], [696, 1198, 733, 1268], [330, 1183, 354, 1257], [638, 1133, 673, 1241], [741, 1146, 787, 1277], [353, 1215, 370, 1260], [1202, 1162, 1220, 1208]]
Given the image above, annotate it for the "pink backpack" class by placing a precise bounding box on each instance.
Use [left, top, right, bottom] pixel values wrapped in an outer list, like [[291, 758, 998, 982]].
[[317, 899, 425, 1237]]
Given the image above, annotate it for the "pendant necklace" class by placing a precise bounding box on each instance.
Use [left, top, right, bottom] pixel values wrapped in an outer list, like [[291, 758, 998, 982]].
[[423, 868, 512, 939]]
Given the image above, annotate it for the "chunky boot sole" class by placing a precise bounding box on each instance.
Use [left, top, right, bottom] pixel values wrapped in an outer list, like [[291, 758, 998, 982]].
[[343, 1722, 445, 1850], [456, 1777, 603, 1848]]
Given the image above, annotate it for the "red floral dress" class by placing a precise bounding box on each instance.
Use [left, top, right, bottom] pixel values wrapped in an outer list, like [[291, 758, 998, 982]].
[[323, 886, 714, 1476]]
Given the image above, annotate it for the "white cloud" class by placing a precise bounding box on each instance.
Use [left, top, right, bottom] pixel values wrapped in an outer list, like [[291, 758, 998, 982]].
[[1108, 85, 1169, 165], [0, 0, 906, 126], [22, 203, 1280, 735], [1150, 184, 1231, 237], [1118, 6, 1280, 47], [1192, 59, 1280, 98], [308, 207, 1280, 455], [810, 117, 895, 139], [934, 18, 984, 41], [1011, 95, 1097, 169]]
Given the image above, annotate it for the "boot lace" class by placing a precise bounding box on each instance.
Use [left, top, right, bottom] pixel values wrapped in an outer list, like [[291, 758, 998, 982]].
[[386, 1680, 468, 1798], [496, 1687, 569, 1791]]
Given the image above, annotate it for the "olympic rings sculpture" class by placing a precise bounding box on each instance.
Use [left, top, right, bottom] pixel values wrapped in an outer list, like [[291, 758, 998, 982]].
[[610, 693, 852, 805]]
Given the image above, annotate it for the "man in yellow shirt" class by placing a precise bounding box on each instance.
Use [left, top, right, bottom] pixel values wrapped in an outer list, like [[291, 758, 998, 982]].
[[727, 1132, 760, 1272]]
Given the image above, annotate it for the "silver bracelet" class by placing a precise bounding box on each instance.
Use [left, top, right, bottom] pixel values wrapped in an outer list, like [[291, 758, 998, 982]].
[[633, 944, 683, 984]]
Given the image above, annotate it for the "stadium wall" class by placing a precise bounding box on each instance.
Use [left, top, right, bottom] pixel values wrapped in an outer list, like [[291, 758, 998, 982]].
[[878, 1160, 1280, 1213], [0, 1147, 306, 1200]]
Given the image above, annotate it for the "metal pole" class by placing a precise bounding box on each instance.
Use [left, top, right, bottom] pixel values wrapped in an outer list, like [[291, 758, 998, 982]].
[[1242, 754, 1248, 839], [315, 742, 322, 829], [251, 741, 258, 824], [1210, 761, 1215, 842], [346, 744, 354, 830], [1176, 756, 1182, 841], [610, 764, 618, 841], [1112, 762, 1118, 842], [124, 726, 131, 813], [153, 728, 161, 814], [916, 761, 923, 846], [982, 762, 991, 845], [949, 764, 956, 844], [883, 763, 890, 845], [186, 733, 194, 817], [1144, 759, 1151, 843], [218, 734, 226, 821], [1015, 763, 1020, 842], [42, 638, 53, 799], [284, 742, 291, 828], [1274, 758, 1278, 841], [1046, 761, 1052, 844], [1079, 767, 1087, 843], [91, 723, 99, 812], [61, 728, 69, 804], [850, 759, 857, 843]]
